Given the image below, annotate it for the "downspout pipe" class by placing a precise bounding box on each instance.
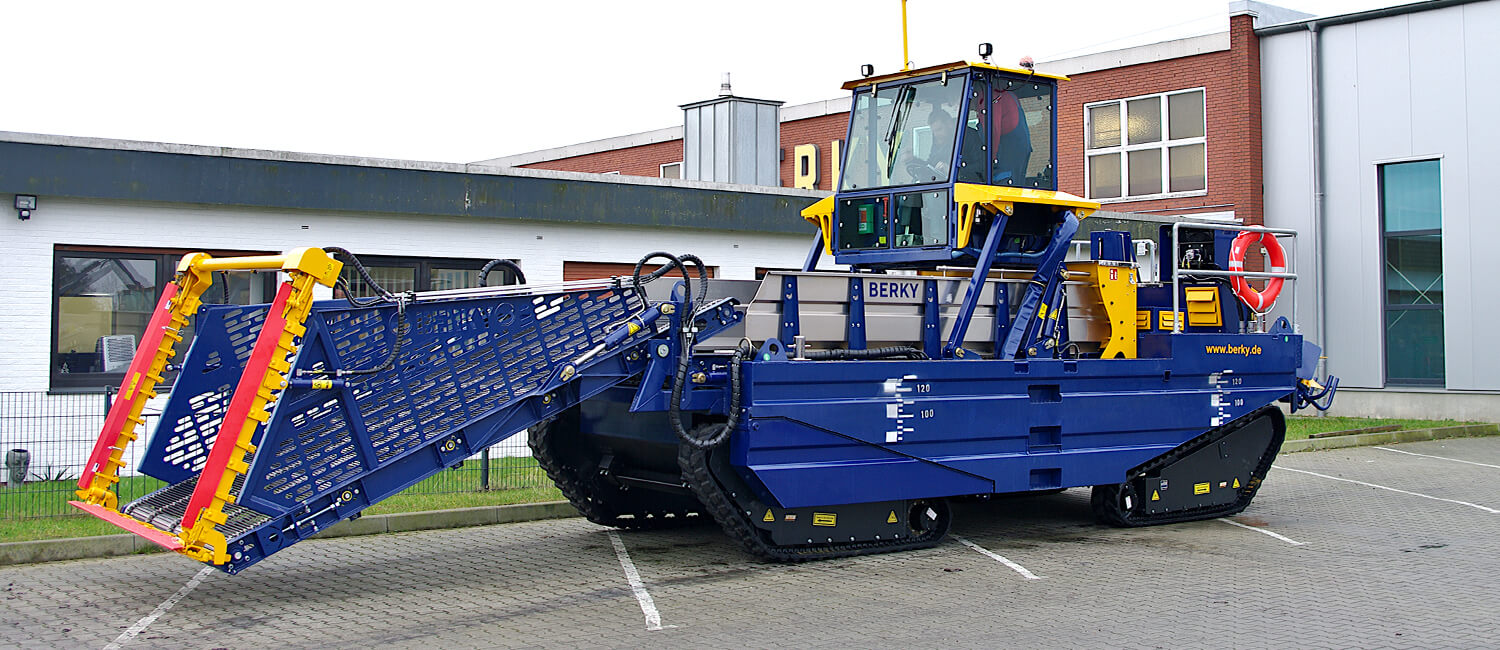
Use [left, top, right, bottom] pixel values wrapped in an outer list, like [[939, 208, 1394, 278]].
[[1309, 21, 1327, 384]]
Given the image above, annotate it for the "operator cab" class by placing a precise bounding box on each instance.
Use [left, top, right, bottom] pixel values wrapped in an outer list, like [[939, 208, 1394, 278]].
[[802, 61, 1096, 270]]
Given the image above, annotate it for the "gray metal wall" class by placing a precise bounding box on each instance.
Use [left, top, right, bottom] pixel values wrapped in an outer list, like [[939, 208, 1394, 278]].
[[683, 99, 780, 185], [1261, 0, 1500, 391]]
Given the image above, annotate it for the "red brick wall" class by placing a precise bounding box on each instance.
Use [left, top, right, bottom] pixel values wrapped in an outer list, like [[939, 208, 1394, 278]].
[[1058, 14, 1263, 226], [520, 139, 684, 178], [522, 114, 854, 189], [516, 14, 1262, 227], [778, 114, 850, 190]]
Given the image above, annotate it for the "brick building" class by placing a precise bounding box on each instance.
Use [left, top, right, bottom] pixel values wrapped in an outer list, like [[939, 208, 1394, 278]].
[[479, 3, 1306, 229]]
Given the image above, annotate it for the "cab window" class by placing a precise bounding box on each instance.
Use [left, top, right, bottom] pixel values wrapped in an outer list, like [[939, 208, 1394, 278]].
[[841, 77, 966, 191], [991, 78, 1055, 189]]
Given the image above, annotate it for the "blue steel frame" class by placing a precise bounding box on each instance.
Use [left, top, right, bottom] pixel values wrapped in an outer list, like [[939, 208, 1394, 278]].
[[135, 285, 742, 573], [731, 333, 1306, 509]]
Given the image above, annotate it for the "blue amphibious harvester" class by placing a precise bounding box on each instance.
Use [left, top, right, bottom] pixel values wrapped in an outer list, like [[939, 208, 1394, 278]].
[[73, 57, 1337, 572]]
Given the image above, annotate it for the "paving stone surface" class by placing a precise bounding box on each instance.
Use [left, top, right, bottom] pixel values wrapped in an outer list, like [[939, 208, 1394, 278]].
[[2, 437, 1497, 649]]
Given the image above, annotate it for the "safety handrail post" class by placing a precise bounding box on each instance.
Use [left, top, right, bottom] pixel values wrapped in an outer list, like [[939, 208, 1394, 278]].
[[1169, 222, 1299, 333]]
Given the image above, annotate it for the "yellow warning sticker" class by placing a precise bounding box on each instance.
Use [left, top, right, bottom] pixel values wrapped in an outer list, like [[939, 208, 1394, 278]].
[[812, 512, 837, 527], [1193, 482, 1211, 495], [311, 378, 334, 390], [1151, 490, 1161, 501], [1233, 478, 1241, 488], [886, 510, 898, 524], [763, 509, 775, 523]]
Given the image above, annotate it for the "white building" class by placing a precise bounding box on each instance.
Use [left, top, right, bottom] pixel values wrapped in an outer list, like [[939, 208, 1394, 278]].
[[1261, 0, 1500, 420], [0, 131, 822, 473]]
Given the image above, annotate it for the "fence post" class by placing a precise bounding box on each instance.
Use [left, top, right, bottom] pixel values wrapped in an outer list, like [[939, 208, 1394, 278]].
[[480, 447, 490, 490], [104, 384, 115, 415]]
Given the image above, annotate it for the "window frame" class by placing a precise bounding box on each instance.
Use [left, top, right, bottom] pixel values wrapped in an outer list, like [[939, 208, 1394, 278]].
[[334, 254, 520, 298], [1083, 87, 1207, 202], [1377, 157, 1445, 387], [660, 162, 682, 179], [49, 245, 277, 393]]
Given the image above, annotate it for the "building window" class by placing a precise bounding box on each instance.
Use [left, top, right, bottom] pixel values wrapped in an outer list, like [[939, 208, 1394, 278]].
[[661, 162, 682, 179], [1380, 159, 1443, 386], [1085, 89, 1205, 200], [50, 248, 519, 391], [51, 246, 276, 391], [334, 254, 519, 299]]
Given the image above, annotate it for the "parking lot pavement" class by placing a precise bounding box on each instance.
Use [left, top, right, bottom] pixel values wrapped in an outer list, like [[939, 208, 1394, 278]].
[[3, 437, 1497, 649]]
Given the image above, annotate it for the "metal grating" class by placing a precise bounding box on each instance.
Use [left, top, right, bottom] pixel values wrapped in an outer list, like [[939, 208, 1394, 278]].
[[122, 473, 269, 539], [134, 285, 648, 528], [237, 286, 645, 513], [258, 394, 364, 506], [140, 305, 268, 485]]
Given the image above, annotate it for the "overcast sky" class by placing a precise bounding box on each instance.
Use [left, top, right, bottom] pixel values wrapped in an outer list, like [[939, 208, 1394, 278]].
[[4, 0, 1404, 164]]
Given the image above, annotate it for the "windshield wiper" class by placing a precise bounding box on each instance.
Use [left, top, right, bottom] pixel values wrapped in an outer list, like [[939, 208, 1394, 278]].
[[883, 86, 916, 179]]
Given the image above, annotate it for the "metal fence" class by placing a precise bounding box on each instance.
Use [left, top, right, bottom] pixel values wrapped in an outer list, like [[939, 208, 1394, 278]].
[[0, 390, 549, 520]]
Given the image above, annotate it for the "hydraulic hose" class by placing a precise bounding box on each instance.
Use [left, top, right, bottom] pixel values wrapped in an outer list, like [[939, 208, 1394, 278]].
[[298, 247, 413, 378], [630, 251, 708, 318], [635, 250, 735, 449], [804, 346, 928, 361], [669, 339, 752, 449], [478, 259, 526, 287]]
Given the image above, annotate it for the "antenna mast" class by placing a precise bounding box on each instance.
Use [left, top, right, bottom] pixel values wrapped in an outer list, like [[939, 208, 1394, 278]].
[[900, 0, 912, 71]]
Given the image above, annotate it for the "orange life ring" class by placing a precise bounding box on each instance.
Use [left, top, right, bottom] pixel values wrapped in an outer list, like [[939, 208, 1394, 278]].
[[1228, 231, 1286, 312]]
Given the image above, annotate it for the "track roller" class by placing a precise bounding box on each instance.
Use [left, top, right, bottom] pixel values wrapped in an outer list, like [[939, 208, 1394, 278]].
[[679, 423, 951, 561], [1092, 406, 1285, 527], [528, 410, 704, 530]]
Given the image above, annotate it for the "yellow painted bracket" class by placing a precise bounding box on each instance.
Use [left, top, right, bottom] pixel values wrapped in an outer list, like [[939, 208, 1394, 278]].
[[1068, 261, 1138, 359], [801, 196, 836, 255], [952, 184, 1099, 248], [185, 247, 343, 288]]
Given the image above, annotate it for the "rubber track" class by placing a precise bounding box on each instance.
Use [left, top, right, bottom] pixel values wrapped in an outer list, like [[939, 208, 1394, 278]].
[[678, 424, 951, 561], [527, 418, 703, 530], [1092, 405, 1285, 527]]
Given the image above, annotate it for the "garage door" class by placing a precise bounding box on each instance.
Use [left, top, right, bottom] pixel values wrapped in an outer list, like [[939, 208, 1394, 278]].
[[563, 261, 718, 282]]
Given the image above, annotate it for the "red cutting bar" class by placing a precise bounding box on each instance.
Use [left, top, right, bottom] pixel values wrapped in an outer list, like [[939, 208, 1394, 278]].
[[68, 501, 186, 552], [180, 282, 293, 532], [78, 283, 181, 491]]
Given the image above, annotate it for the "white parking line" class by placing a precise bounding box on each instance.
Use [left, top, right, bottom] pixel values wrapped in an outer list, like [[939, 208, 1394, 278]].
[[607, 531, 674, 631], [1373, 446, 1500, 470], [953, 535, 1042, 580], [1278, 466, 1500, 514], [1217, 517, 1304, 545], [104, 565, 215, 650]]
